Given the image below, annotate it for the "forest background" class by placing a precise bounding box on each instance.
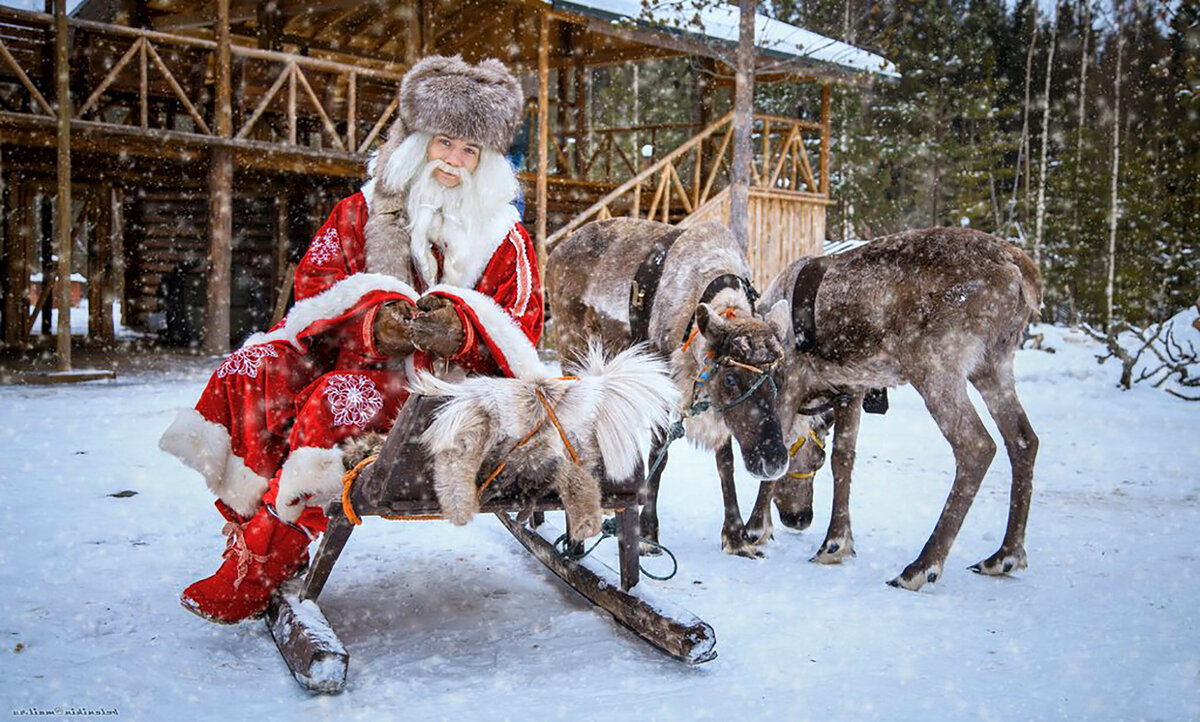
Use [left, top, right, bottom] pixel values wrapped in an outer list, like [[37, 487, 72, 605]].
[[590, 0, 1196, 327]]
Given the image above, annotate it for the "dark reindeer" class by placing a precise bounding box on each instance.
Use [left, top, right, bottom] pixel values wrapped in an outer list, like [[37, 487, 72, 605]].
[[746, 228, 1042, 591], [547, 218, 790, 557]]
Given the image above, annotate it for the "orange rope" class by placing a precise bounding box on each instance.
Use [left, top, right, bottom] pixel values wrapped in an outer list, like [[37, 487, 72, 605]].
[[681, 307, 740, 353], [535, 388, 580, 466], [340, 454, 377, 525]]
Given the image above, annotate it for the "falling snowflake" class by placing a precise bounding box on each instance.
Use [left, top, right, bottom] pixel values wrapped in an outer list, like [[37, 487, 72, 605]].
[[216, 344, 279, 379], [306, 227, 342, 266], [323, 374, 384, 427]]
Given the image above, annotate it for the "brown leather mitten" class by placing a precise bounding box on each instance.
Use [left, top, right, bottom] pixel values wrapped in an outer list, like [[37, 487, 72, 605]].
[[373, 301, 417, 356], [409, 295, 466, 358]]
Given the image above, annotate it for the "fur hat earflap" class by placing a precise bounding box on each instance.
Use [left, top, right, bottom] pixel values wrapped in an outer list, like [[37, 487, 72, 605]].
[[399, 55, 524, 155]]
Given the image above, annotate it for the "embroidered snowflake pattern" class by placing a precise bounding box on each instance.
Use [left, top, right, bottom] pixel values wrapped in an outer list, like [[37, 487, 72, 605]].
[[216, 344, 279, 379], [306, 227, 341, 266], [323, 374, 384, 427]]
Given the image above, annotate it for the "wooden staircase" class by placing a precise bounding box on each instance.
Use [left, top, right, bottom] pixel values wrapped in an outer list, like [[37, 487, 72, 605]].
[[542, 112, 833, 290]]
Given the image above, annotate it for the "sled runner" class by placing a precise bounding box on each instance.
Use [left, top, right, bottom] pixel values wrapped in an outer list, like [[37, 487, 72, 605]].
[[266, 395, 717, 693]]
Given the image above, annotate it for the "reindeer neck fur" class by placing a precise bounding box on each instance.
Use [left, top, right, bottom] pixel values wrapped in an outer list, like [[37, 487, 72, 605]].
[[649, 225, 754, 353]]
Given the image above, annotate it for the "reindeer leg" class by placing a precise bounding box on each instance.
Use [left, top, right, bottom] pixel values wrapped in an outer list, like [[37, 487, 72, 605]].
[[812, 394, 862, 565], [969, 362, 1037, 576], [718, 438, 762, 558], [745, 481, 776, 546], [638, 431, 668, 556], [889, 377, 997, 591]]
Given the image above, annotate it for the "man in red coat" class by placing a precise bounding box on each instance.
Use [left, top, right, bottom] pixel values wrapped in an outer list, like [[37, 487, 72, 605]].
[[160, 56, 546, 624]]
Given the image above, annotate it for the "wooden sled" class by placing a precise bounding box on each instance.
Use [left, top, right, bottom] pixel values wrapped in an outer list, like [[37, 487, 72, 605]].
[[266, 395, 716, 693]]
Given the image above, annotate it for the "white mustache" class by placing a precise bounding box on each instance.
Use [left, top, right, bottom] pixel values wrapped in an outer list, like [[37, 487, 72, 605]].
[[427, 158, 468, 181]]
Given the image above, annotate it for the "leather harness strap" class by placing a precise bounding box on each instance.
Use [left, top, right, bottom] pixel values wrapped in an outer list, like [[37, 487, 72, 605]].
[[679, 274, 760, 345], [789, 255, 890, 416], [791, 256, 832, 353], [629, 228, 685, 344]]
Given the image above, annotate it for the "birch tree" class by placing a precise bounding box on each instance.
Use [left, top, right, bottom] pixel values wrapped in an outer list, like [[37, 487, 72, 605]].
[[1106, 16, 1125, 331], [1033, 8, 1058, 269]]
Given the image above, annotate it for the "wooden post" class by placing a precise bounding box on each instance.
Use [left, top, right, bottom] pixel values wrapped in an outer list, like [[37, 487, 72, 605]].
[[572, 29, 587, 176], [111, 188, 125, 328], [404, 0, 422, 66], [256, 0, 283, 51], [275, 193, 289, 307], [87, 191, 102, 339], [536, 12, 549, 271], [819, 83, 830, 197], [3, 174, 29, 347], [205, 0, 234, 354], [729, 0, 758, 255], [54, 0, 71, 370], [98, 187, 115, 340]]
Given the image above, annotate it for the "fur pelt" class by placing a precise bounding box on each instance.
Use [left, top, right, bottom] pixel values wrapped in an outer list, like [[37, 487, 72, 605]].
[[400, 56, 524, 155], [408, 343, 679, 540]]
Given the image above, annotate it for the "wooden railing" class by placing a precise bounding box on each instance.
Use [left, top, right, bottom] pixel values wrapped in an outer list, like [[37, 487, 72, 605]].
[[0, 6, 405, 154], [546, 111, 829, 248]]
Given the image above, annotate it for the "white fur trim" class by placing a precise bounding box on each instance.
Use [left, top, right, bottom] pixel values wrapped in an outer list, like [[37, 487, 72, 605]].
[[242, 273, 418, 350], [425, 283, 552, 380], [274, 446, 346, 523], [360, 178, 376, 211], [159, 408, 269, 517]]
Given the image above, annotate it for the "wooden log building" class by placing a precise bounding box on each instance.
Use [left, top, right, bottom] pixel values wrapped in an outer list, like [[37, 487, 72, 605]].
[[0, 0, 895, 366]]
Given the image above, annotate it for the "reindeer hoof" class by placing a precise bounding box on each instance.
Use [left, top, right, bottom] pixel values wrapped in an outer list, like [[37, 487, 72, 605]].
[[810, 537, 855, 565], [969, 547, 1028, 576], [639, 541, 663, 557], [745, 526, 774, 546], [722, 531, 765, 559], [888, 562, 943, 591]]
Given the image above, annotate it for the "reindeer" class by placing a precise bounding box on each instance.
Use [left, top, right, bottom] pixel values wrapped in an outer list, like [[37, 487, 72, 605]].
[[745, 227, 1042, 591], [547, 218, 790, 557]]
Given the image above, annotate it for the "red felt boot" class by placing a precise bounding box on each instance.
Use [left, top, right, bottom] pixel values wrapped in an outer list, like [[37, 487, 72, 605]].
[[181, 505, 312, 624]]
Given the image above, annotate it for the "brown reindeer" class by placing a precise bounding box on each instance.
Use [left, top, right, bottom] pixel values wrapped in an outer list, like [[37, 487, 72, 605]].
[[547, 218, 790, 557], [747, 227, 1042, 591]]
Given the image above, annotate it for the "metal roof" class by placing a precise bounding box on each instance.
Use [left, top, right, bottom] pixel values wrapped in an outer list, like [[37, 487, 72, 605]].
[[554, 0, 899, 78]]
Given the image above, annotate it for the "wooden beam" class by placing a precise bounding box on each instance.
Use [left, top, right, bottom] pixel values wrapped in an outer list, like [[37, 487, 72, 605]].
[[54, 0, 71, 370], [536, 12, 549, 277], [205, 0, 233, 354]]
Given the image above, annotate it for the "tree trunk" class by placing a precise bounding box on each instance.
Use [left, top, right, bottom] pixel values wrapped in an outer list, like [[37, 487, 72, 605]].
[[1012, 16, 1039, 236], [729, 0, 757, 255], [1105, 24, 1124, 332], [1033, 9, 1058, 269], [839, 0, 853, 241]]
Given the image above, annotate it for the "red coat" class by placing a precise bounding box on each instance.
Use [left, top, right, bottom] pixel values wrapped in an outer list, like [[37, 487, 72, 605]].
[[159, 191, 544, 529]]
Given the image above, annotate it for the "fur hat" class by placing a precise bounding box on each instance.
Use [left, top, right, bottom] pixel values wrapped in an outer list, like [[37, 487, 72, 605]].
[[399, 55, 524, 154]]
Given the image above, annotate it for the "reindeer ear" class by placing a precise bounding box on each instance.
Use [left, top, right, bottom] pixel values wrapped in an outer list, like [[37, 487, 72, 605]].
[[694, 303, 724, 338], [764, 299, 790, 342]]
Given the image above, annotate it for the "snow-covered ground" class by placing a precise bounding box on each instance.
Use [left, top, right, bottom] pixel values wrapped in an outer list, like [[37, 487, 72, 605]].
[[1, 323, 1197, 721]]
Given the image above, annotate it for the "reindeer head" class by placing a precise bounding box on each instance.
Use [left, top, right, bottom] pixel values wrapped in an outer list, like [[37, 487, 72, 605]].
[[687, 302, 789, 480], [771, 409, 833, 531]]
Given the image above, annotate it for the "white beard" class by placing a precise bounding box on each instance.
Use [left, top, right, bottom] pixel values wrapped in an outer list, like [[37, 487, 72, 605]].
[[407, 159, 475, 285], [371, 132, 522, 287]]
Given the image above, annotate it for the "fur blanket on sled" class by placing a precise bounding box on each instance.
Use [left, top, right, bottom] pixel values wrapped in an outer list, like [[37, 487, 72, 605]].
[[343, 344, 678, 540]]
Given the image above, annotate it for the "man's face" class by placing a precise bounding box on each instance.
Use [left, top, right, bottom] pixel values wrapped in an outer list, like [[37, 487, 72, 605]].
[[426, 135, 481, 188]]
